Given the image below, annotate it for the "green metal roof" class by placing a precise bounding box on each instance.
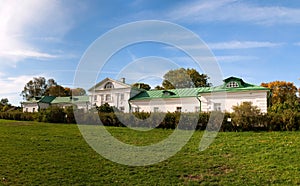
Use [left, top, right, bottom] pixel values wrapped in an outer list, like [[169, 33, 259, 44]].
[[130, 77, 269, 100], [39, 96, 56, 103], [22, 96, 89, 104], [51, 96, 89, 104], [130, 87, 210, 100], [22, 96, 55, 104]]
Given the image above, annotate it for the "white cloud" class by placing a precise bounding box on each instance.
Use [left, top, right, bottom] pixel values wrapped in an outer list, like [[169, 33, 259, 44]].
[[0, 74, 45, 106], [165, 41, 282, 51], [173, 55, 257, 63], [294, 42, 300, 46], [215, 55, 258, 62], [208, 41, 282, 50], [0, 0, 75, 65], [168, 0, 300, 25]]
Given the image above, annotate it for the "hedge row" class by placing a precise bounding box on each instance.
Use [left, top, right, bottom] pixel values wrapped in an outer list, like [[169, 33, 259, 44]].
[[0, 111, 36, 121], [1, 107, 300, 131]]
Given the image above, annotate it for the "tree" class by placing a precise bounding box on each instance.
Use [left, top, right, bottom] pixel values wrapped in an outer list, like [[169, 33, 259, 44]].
[[154, 85, 165, 90], [261, 81, 298, 106], [97, 103, 115, 113], [71, 88, 86, 96], [187, 68, 210, 87], [45, 85, 68, 97], [21, 77, 86, 100], [132, 83, 151, 90], [21, 77, 47, 100], [162, 68, 209, 89], [0, 98, 9, 105]]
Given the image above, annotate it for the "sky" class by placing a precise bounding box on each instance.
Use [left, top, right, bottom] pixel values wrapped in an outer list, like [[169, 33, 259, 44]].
[[1, 0, 300, 106]]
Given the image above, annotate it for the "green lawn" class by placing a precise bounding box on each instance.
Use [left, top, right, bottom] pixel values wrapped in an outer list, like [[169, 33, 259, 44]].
[[1, 119, 300, 185]]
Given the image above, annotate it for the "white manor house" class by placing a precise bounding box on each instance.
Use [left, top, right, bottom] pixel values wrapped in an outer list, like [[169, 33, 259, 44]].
[[88, 76, 269, 113], [22, 76, 269, 113]]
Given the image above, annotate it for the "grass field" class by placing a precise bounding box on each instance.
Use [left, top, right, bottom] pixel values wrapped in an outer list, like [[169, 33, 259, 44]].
[[1, 119, 300, 185]]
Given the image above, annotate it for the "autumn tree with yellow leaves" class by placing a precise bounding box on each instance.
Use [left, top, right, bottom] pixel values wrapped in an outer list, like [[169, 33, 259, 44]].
[[261, 81, 298, 106]]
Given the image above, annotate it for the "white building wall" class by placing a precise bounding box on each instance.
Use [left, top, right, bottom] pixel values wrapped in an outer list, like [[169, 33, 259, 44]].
[[130, 97, 201, 113], [200, 90, 268, 113], [131, 90, 267, 113], [90, 88, 133, 113], [23, 103, 39, 112]]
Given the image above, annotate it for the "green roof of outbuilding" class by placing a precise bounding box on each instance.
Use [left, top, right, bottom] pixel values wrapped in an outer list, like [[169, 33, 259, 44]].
[[51, 96, 89, 104], [22, 96, 56, 104], [130, 78, 269, 100], [39, 96, 56, 103], [130, 87, 210, 100]]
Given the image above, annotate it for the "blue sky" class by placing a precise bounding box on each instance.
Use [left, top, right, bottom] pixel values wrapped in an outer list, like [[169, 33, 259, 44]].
[[1, 0, 300, 105]]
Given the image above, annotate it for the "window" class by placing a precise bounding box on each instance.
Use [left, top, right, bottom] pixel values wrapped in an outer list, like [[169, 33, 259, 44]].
[[120, 93, 124, 101], [25, 108, 28, 112], [94, 95, 97, 101], [176, 107, 182, 112], [119, 106, 125, 112], [226, 81, 239, 88], [104, 82, 114, 89], [163, 90, 175, 96], [154, 107, 159, 112], [214, 103, 221, 111], [134, 107, 140, 112], [105, 94, 111, 101], [32, 108, 35, 112], [195, 106, 200, 112]]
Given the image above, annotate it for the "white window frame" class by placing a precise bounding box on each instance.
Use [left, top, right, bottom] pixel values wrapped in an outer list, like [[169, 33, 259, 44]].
[[104, 82, 114, 89], [226, 81, 239, 88], [105, 94, 111, 101], [176, 107, 182, 112], [214, 103, 221, 111], [120, 93, 124, 101]]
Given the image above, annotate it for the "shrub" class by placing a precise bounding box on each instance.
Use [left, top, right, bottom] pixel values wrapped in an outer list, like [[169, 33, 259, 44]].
[[231, 102, 262, 131], [40, 106, 66, 123]]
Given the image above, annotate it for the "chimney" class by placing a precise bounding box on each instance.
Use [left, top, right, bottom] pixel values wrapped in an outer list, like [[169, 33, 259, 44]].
[[120, 78, 125, 83]]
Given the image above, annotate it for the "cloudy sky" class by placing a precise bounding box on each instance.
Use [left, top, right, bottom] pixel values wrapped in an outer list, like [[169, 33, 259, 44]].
[[1, 0, 300, 105]]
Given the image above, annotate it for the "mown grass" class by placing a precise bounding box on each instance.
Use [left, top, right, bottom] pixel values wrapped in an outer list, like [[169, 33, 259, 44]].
[[1, 119, 300, 185]]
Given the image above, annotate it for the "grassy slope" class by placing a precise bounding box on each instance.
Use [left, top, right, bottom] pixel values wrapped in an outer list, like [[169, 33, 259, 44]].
[[1, 119, 300, 185]]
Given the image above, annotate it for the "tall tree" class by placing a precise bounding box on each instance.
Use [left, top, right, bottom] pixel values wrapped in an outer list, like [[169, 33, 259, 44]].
[[154, 85, 165, 90], [45, 85, 68, 97], [21, 77, 47, 100], [186, 68, 210, 87], [71, 88, 86, 96], [21, 77, 87, 100], [132, 83, 151, 90], [162, 68, 209, 89], [0, 98, 9, 105], [261, 81, 298, 106]]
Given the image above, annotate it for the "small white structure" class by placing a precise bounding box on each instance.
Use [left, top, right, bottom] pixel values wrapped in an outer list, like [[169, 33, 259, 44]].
[[21, 96, 56, 112], [89, 77, 269, 113], [22, 96, 89, 112]]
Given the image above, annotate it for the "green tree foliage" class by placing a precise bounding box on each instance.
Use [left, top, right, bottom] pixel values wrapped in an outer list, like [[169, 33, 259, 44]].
[[231, 102, 262, 131], [154, 85, 165, 90], [132, 83, 151, 90], [162, 68, 209, 89], [71, 88, 86, 96], [97, 103, 115, 113], [21, 77, 48, 100], [0, 98, 9, 105], [38, 106, 66, 123], [21, 77, 86, 100], [45, 85, 68, 97]]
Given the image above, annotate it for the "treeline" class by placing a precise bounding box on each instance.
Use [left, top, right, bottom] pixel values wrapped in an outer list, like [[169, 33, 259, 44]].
[[1, 104, 300, 131]]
